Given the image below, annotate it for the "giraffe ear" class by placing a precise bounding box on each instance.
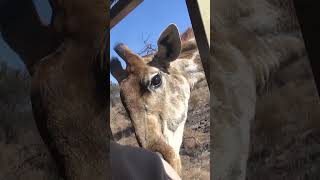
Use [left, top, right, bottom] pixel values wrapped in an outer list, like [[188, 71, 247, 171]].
[[110, 57, 128, 83], [155, 24, 181, 65]]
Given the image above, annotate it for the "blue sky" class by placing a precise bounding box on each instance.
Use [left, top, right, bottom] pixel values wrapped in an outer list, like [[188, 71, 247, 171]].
[[110, 0, 192, 83]]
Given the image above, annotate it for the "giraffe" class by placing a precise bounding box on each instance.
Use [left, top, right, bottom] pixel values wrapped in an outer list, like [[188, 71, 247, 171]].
[[1, 0, 110, 179], [210, 0, 306, 179], [110, 24, 206, 174], [111, 0, 307, 178]]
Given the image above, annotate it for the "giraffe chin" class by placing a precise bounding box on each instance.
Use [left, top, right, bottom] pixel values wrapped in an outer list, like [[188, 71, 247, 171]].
[[146, 140, 182, 175]]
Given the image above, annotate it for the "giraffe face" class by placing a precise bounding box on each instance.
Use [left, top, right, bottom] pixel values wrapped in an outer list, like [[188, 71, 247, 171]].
[[119, 57, 191, 149], [111, 24, 193, 172]]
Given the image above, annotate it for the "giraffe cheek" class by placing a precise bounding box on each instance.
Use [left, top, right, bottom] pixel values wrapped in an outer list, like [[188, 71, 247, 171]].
[[145, 115, 163, 141]]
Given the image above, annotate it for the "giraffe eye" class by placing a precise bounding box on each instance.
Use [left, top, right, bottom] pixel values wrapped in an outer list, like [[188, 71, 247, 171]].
[[150, 74, 162, 88]]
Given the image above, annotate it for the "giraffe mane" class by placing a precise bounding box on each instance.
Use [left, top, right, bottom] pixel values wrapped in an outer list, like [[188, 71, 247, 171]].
[[180, 27, 194, 42]]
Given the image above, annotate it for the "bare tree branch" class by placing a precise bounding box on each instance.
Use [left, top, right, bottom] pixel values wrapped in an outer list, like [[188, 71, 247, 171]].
[[137, 33, 157, 56]]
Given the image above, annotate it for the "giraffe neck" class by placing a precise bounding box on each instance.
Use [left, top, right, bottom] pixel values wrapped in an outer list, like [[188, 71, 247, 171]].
[[171, 38, 206, 90]]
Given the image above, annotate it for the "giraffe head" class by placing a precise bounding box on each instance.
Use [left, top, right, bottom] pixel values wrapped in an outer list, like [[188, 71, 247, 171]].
[[111, 24, 204, 173]]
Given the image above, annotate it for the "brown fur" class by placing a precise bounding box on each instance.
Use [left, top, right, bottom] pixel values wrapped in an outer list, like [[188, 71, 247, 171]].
[[1, 1, 109, 180], [210, 0, 306, 179]]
